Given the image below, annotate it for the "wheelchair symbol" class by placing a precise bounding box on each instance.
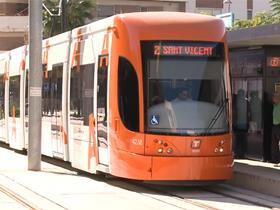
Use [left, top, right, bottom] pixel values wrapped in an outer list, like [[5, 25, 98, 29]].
[[150, 115, 159, 125]]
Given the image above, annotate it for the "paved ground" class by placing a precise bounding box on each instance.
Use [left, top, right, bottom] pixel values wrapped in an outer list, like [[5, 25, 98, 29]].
[[0, 146, 205, 210], [0, 145, 279, 210]]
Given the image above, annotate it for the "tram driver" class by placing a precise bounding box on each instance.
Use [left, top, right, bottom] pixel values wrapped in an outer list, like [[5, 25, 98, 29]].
[[173, 87, 192, 102]]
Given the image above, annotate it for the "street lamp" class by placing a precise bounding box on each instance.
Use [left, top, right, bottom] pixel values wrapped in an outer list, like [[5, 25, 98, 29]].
[[223, 0, 232, 13]]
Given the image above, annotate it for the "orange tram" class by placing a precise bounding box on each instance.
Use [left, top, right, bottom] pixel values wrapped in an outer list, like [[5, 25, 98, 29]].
[[0, 12, 233, 182]]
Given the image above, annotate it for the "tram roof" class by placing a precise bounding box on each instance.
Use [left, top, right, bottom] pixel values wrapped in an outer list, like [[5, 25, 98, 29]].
[[228, 23, 280, 48], [115, 12, 223, 26], [110, 12, 225, 41]]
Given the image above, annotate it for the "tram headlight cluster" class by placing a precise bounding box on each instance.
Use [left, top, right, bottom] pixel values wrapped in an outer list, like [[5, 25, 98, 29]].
[[215, 140, 225, 153], [154, 139, 173, 155]]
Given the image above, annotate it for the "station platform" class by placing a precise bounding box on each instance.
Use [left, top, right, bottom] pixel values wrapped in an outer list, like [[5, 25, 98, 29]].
[[227, 159, 280, 197], [0, 144, 279, 209]]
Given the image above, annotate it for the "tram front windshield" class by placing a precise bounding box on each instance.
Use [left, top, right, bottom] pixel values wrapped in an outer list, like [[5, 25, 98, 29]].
[[141, 41, 229, 135]]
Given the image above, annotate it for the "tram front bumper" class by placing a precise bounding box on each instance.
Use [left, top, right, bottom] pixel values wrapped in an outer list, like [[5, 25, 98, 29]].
[[110, 149, 233, 181], [150, 155, 233, 181]]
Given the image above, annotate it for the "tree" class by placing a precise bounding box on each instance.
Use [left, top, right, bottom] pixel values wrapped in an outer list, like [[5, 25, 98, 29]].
[[43, 0, 95, 38], [231, 0, 280, 30], [231, 12, 279, 30], [270, 0, 280, 16]]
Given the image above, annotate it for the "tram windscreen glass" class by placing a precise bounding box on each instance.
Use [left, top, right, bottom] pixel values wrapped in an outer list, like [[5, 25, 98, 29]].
[[142, 41, 228, 135]]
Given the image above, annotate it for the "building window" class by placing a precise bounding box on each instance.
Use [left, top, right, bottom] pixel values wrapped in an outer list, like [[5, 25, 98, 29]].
[[247, 10, 253, 19], [196, 8, 212, 15], [95, 5, 163, 19], [247, 0, 253, 10], [115, 5, 140, 14], [0, 3, 28, 16], [140, 6, 163, 12], [196, 8, 222, 16], [97, 5, 114, 18], [196, 0, 223, 8]]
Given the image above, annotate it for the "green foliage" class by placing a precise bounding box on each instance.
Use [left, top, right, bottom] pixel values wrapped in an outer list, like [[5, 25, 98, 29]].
[[270, 0, 280, 16], [43, 0, 58, 38], [251, 12, 275, 26], [66, 0, 95, 30], [231, 0, 280, 30], [231, 12, 280, 30], [43, 0, 95, 38]]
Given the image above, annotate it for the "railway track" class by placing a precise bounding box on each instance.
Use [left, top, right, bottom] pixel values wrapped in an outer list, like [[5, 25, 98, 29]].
[[0, 174, 69, 210], [0, 184, 37, 210]]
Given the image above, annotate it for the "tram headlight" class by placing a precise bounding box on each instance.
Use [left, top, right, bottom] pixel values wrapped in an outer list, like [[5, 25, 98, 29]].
[[166, 147, 173, 154], [219, 140, 225, 146], [157, 148, 163, 153], [219, 148, 224, 153], [158, 140, 163, 145], [154, 139, 164, 145]]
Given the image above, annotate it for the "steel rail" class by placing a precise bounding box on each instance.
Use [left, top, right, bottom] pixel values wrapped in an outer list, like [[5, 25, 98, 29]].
[[0, 184, 38, 210]]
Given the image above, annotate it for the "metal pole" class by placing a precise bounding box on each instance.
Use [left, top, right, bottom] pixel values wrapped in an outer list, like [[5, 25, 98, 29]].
[[61, 0, 67, 33], [28, 0, 42, 171]]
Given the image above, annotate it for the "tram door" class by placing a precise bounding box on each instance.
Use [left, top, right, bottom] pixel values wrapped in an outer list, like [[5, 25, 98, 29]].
[[50, 64, 64, 158], [24, 71, 28, 148], [232, 78, 263, 160], [0, 75, 5, 143], [96, 55, 109, 165], [0, 75, 6, 142]]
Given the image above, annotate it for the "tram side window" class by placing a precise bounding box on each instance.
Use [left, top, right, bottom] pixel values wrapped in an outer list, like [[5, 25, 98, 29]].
[[118, 57, 139, 131], [70, 64, 95, 126], [25, 71, 28, 116], [9, 75, 20, 117], [0, 75, 4, 119], [51, 64, 63, 116], [42, 64, 63, 116], [42, 70, 52, 116]]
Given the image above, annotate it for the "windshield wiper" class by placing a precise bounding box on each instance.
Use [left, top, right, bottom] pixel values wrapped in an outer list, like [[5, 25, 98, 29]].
[[205, 98, 228, 135]]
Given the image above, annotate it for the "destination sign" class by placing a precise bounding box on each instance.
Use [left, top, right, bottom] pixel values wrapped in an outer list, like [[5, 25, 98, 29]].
[[152, 43, 224, 58], [141, 41, 224, 59]]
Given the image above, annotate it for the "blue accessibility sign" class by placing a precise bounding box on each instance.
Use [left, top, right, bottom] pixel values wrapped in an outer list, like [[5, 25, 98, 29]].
[[150, 115, 160, 125]]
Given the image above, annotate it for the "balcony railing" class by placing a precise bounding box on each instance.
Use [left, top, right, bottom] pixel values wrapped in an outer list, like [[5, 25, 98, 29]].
[[0, 16, 28, 32]]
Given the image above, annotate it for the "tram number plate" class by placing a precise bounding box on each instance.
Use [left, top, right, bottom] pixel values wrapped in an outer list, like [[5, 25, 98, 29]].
[[132, 139, 143, 145]]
